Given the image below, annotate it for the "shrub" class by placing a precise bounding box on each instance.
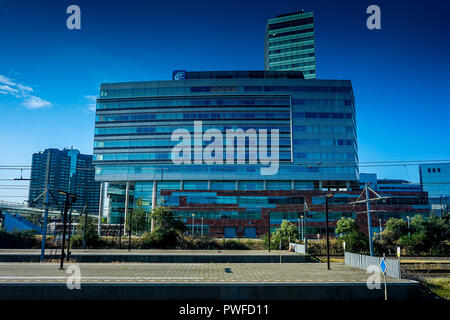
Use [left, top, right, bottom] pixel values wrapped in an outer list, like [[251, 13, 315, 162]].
[[0, 230, 40, 249]]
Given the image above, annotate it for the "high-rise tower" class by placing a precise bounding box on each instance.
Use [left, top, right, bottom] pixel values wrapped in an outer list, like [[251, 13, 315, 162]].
[[265, 11, 316, 79]]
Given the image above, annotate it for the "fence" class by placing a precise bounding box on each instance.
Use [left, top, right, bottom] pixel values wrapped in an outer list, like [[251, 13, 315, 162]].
[[344, 252, 401, 279], [289, 243, 306, 254]]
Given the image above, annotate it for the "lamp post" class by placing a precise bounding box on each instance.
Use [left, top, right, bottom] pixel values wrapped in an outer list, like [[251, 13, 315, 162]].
[[268, 211, 271, 252], [406, 216, 410, 236], [57, 190, 76, 270], [324, 193, 334, 271], [304, 200, 308, 252], [201, 217, 204, 238], [191, 213, 195, 238]]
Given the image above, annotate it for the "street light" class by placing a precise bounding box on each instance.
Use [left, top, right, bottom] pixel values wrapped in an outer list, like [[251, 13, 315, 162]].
[[324, 193, 334, 271], [191, 213, 195, 238], [406, 216, 410, 236], [57, 190, 76, 270], [268, 211, 271, 252]]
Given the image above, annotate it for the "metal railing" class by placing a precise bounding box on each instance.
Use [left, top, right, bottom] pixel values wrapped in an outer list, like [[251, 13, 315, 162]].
[[344, 251, 401, 279]]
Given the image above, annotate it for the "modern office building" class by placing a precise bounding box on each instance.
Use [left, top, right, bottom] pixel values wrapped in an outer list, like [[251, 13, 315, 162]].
[[265, 11, 316, 79], [28, 148, 100, 214], [93, 71, 431, 237], [359, 173, 422, 192], [94, 70, 358, 231], [419, 163, 450, 215]]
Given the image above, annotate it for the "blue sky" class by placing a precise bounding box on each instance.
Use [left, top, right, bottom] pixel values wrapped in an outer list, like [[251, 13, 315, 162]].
[[0, 0, 449, 201]]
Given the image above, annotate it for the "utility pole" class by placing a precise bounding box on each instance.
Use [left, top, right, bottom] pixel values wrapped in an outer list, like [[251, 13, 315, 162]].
[[268, 211, 271, 252], [191, 214, 195, 238], [82, 202, 88, 249], [128, 207, 133, 252], [304, 200, 308, 252], [58, 191, 76, 270], [325, 194, 333, 270], [201, 217, 204, 238], [365, 186, 373, 256], [40, 153, 51, 262], [66, 206, 73, 261], [350, 184, 389, 257], [379, 218, 382, 240]]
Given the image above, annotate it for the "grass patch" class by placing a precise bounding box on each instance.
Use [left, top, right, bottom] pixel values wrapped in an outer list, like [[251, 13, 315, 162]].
[[421, 278, 450, 300]]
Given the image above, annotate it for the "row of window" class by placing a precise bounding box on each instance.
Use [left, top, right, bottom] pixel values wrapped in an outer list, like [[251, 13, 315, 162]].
[[243, 85, 350, 93], [269, 44, 315, 55], [269, 52, 315, 63], [292, 98, 353, 107], [268, 27, 314, 39], [293, 112, 353, 119], [269, 56, 315, 64], [270, 66, 316, 74], [100, 84, 351, 98], [96, 111, 291, 123], [294, 152, 356, 161], [94, 124, 292, 136], [293, 125, 354, 134], [94, 152, 293, 162], [293, 139, 354, 147], [94, 138, 292, 149], [94, 164, 358, 176], [267, 36, 314, 48], [268, 17, 314, 31], [97, 98, 290, 110]]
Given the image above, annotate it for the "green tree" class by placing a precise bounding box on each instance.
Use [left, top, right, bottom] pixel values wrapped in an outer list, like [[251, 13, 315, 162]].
[[140, 206, 186, 249], [71, 215, 101, 248], [335, 217, 357, 235], [340, 230, 369, 254], [151, 206, 185, 232], [272, 220, 298, 250], [126, 198, 147, 235]]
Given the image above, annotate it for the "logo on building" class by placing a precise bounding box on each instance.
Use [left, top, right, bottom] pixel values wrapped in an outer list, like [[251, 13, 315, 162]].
[[173, 70, 186, 80]]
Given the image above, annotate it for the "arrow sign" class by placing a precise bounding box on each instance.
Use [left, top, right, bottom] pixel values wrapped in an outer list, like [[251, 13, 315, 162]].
[[380, 257, 387, 274]]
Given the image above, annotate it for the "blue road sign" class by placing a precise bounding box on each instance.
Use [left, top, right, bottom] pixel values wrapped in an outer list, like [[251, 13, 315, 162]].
[[380, 257, 387, 274]]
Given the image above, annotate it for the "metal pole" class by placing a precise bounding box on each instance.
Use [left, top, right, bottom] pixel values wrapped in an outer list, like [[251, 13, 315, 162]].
[[191, 214, 195, 238], [118, 209, 123, 249], [40, 153, 51, 263], [97, 182, 103, 236], [59, 194, 69, 270], [201, 217, 204, 238], [379, 218, 382, 240], [82, 203, 88, 249], [128, 207, 133, 252], [366, 184, 374, 256], [268, 212, 271, 252], [304, 200, 308, 252], [325, 196, 330, 270], [298, 218, 300, 241], [124, 182, 129, 235], [407, 217, 410, 236], [66, 206, 73, 261]]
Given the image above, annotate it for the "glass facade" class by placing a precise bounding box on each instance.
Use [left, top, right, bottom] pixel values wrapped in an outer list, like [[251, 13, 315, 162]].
[[265, 11, 316, 79], [419, 163, 450, 214], [28, 148, 100, 214], [94, 72, 360, 228]]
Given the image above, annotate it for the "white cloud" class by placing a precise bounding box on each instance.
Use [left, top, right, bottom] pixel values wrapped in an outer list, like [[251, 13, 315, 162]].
[[85, 95, 97, 112], [17, 83, 33, 92], [0, 85, 19, 94], [0, 75, 16, 86], [22, 96, 51, 110], [0, 74, 51, 109]]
